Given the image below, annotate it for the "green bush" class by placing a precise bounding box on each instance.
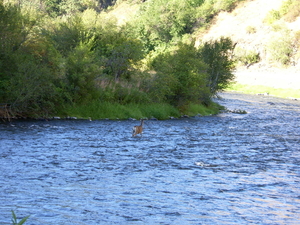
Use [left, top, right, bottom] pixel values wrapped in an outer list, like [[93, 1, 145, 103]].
[[213, 0, 238, 12], [270, 22, 288, 32], [266, 32, 293, 65], [130, 0, 197, 51], [6, 53, 61, 117], [150, 42, 209, 107], [234, 47, 260, 66], [264, 9, 281, 24], [199, 37, 236, 95], [264, 0, 300, 24], [246, 26, 256, 34], [139, 103, 180, 119], [187, 102, 222, 116], [1, 0, 234, 119], [65, 41, 102, 103], [197, 0, 243, 24], [61, 101, 180, 120]]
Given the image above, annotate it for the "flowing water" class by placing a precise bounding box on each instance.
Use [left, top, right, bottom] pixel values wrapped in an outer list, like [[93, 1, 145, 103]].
[[1, 92, 300, 224]]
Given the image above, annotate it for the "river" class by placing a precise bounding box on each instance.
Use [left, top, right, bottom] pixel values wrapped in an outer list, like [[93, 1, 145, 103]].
[[1, 92, 300, 224]]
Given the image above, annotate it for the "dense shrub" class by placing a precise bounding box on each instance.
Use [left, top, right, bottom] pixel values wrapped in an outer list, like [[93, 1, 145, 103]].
[[266, 32, 293, 65], [199, 37, 236, 95], [64, 42, 101, 103], [264, 9, 281, 24], [0, 0, 238, 118], [234, 47, 260, 66], [150, 42, 209, 107], [130, 0, 199, 52]]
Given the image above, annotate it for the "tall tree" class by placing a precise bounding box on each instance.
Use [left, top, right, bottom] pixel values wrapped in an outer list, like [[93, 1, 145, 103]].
[[199, 37, 236, 95]]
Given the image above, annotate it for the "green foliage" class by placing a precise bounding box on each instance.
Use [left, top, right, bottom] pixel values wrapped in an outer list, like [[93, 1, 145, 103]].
[[0, 0, 238, 119], [151, 42, 209, 107], [98, 83, 151, 104], [213, 0, 239, 12], [6, 53, 61, 117], [62, 100, 221, 120], [130, 0, 199, 51], [270, 22, 288, 32], [187, 101, 223, 116], [65, 41, 101, 103], [11, 210, 30, 225], [264, 0, 300, 24], [0, 1, 37, 100], [196, 0, 243, 23], [0, 2, 62, 116], [264, 9, 281, 24], [49, 15, 93, 56], [234, 47, 260, 66], [294, 30, 300, 61], [246, 26, 256, 34], [0, 3, 24, 54], [43, 0, 101, 17], [139, 103, 180, 119], [101, 37, 145, 81], [44, 0, 61, 17], [199, 37, 236, 95], [266, 32, 293, 65], [130, 0, 243, 52], [62, 101, 181, 120]]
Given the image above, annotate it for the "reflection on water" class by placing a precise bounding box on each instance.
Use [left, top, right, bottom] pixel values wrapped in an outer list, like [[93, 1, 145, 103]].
[[0, 92, 300, 224]]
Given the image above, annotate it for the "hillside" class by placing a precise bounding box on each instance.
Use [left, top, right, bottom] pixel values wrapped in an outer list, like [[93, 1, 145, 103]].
[[109, 0, 300, 90], [196, 0, 300, 89], [1, 0, 299, 119]]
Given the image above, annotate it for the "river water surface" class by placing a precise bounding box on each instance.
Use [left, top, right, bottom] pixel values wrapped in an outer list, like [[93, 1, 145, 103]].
[[1, 92, 300, 224]]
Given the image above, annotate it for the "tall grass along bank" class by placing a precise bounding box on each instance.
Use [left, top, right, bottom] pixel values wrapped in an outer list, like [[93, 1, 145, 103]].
[[60, 101, 222, 120]]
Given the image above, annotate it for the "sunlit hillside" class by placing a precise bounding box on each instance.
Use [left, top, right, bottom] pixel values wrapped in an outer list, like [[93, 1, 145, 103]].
[[109, 0, 300, 70], [107, 0, 300, 90], [198, 0, 300, 70]]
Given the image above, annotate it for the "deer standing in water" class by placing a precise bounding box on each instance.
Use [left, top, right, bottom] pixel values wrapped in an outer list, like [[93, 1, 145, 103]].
[[132, 119, 144, 137]]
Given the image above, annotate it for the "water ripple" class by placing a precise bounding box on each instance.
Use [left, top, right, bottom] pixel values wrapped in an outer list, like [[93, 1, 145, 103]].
[[0, 93, 300, 224]]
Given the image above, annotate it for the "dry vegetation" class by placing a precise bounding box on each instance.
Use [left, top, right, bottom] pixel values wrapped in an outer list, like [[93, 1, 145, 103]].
[[197, 0, 300, 89]]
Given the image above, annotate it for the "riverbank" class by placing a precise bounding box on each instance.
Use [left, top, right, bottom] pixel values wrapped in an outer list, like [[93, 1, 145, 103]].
[[0, 101, 222, 121], [228, 67, 300, 99], [59, 101, 222, 121]]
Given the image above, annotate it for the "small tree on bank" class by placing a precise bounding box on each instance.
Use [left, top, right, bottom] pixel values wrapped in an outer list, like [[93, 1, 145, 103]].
[[199, 37, 236, 96]]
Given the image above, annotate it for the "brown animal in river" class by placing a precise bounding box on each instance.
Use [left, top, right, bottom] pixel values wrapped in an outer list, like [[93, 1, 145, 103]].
[[132, 119, 144, 137]]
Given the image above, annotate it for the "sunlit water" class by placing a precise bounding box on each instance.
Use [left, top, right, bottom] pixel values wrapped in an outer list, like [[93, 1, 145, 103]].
[[1, 92, 300, 224]]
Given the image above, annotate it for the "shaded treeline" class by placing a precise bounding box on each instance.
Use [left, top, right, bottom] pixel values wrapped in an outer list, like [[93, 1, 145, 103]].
[[0, 0, 239, 119]]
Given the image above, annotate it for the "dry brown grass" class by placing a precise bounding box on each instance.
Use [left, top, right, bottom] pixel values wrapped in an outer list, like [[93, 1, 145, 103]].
[[282, 1, 300, 22]]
